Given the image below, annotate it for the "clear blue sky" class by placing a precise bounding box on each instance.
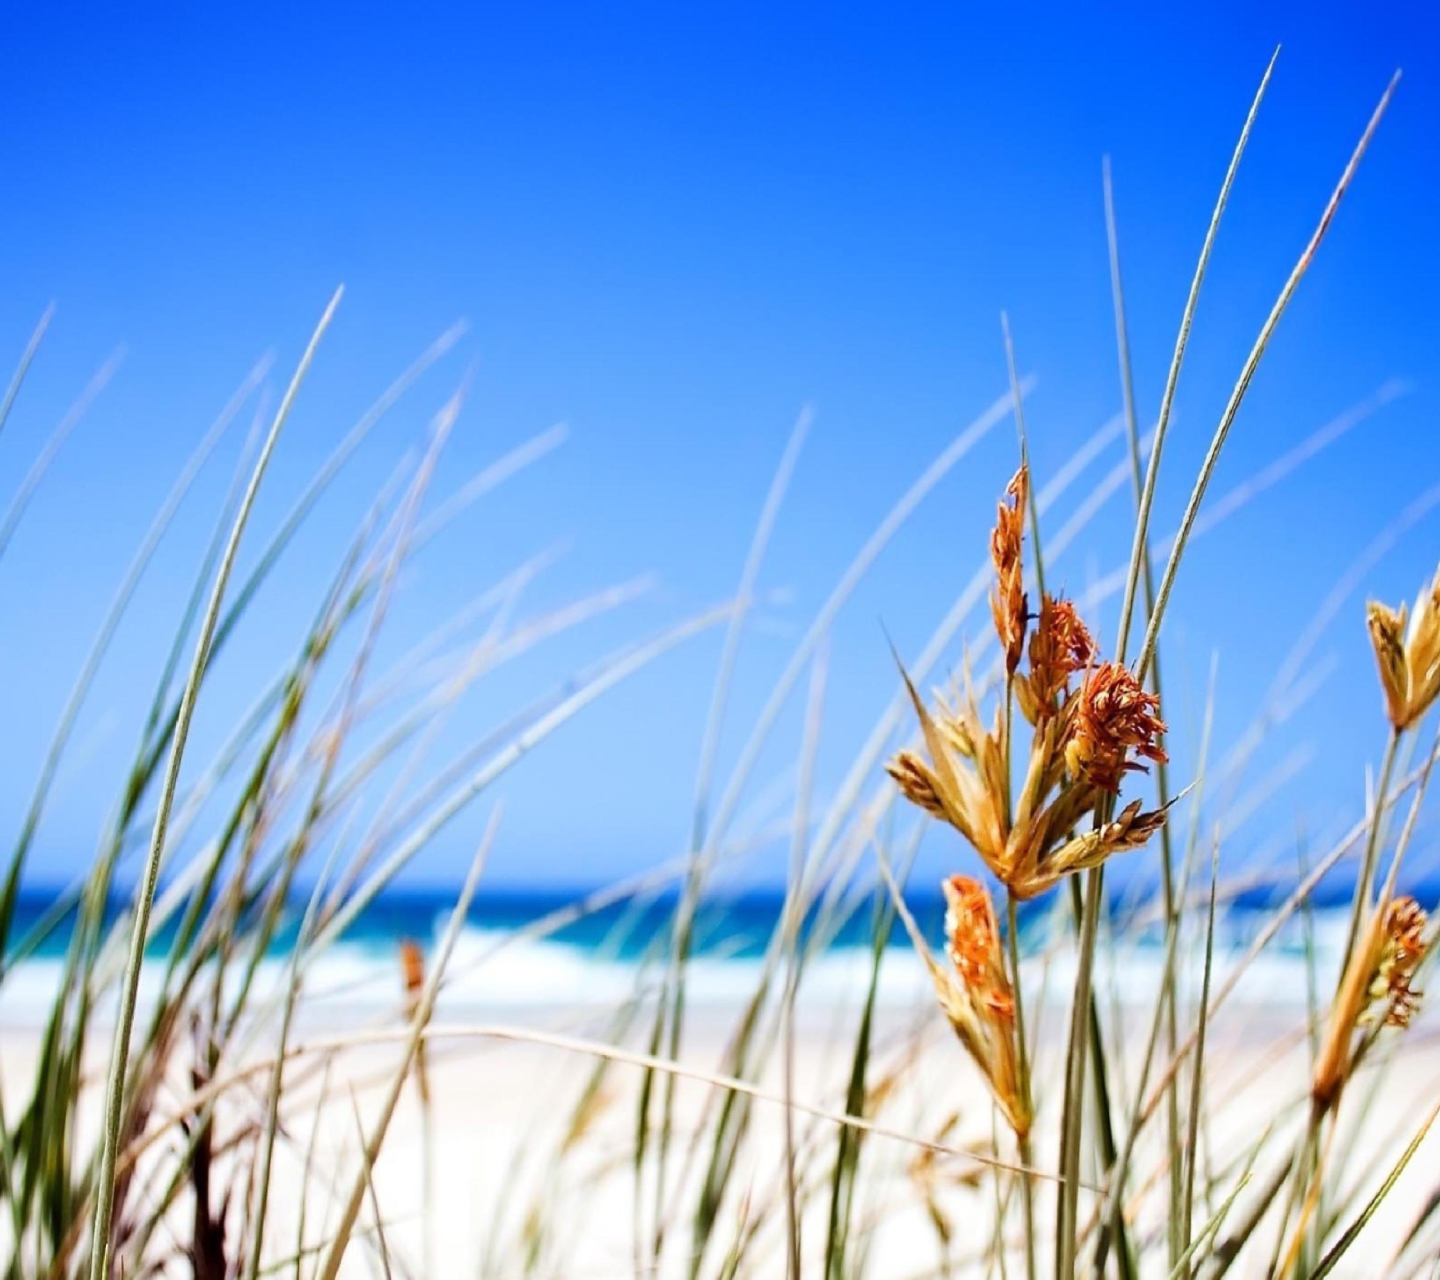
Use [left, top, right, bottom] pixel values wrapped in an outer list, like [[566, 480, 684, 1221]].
[[1, 3, 1437, 887]]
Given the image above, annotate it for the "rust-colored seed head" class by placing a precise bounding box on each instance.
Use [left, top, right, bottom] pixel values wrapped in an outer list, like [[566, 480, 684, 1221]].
[[990, 466, 1029, 675], [1020, 594, 1096, 722], [943, 874, 1013, 1018], [926, 874, 1029, 1137], [400, 939, 425, 1004], [1376, 896, 1427, 1028], [1065, 661, 1167, 793]]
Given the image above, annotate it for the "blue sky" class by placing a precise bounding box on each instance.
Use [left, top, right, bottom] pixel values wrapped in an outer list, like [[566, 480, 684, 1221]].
[[1, 3, 1437, 887]]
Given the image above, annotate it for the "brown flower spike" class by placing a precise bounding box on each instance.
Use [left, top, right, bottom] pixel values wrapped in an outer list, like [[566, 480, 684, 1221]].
[[1064, 662, 1168, 794], [1368, 567, 1440, 730], [1312, 894, 1427, 1112], [990, 467, 1029, 676], [1017, 594, 1096, 724], [925, 876, 1031, 1137]]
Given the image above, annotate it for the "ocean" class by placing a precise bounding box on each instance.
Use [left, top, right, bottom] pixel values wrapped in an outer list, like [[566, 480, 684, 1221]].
[[0, 876, 1405, 1028]]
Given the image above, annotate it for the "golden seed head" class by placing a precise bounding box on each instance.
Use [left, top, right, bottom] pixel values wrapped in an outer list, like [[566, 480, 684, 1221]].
[[1367, 567, 1440, 730], [886, 751, 949, 820], [1405, 573, 1440, 725], [1018, 594, 1096, 723], [942, 874, 1013, 1018], [1367, 600, 1412, 728], [888, 668, 1010, 875], [990, 466, 1029, 676], [1064, 662, 1167, 794]]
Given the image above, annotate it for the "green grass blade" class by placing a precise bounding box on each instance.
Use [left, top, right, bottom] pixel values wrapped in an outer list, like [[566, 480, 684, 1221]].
[[1135, 70, 1399, 683], [1307, 1100, 1440, 1280], [87, 288, 342, 1280]]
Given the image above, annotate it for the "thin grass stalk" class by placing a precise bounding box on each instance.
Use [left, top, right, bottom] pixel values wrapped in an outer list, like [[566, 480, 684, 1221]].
[[1134, 71, 1400, 686], [3, 367, 267, 980], [409, 420, 566, 548], [87, 288, 342, 1280], [0, 302, 55, 444], [653, 385, 1013, 1226], [705, 385, 1020, 860], [1070, 68, 1396, 1279], [0, 347, 124, 562], [1342, 729, 1400, 966], [294, 1058, 334, 1280], [311, 605, 729, 955], [1114, 49, 1276, 661], [823, 827, 921, 1280], [1005, 894, 1037, 1280], [693, 405, 812, 851], [1133, 737, 1439, 1148], [1092, 657, 1217, 1274], [279, 1024, 1069, 1184], [1168, 1172, 1255, 1280], [1002, 313, 1043, 588], [1104, 154, 1188, 1267], [197, 322, 466, 685], [1000, 317, 1041, 1280], [313, 808, 498, 1280], [1067, 54, 1271, 1242], [351, 1095, 396, 1280], [1306, 1101, 1440, 1280], [663, 816, 933, 1268], [1276, 690, 1437, 1273], [1056, 863, 1104, 1280], [1180, 841, 1222, 1277], [653, 390, 1016, 1270], [1002, 349, 1130, 1280], [127, 325, 462, 816], [4, 359, 267, 925], [134, 394, 268, 788], [243, 852, 339, 1280], [640, 406, 810, 1264], [783, 642, 828, 1279], [1202, 1153, 1297, 1280], [226, 383, 464, 1039]]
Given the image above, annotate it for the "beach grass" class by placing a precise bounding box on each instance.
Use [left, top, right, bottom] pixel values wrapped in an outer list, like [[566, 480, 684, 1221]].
[[1, 55, 1436, 1280]]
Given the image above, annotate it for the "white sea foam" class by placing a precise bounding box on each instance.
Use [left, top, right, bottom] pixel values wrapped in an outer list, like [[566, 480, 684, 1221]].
[[0, 913, 1344, 1028]]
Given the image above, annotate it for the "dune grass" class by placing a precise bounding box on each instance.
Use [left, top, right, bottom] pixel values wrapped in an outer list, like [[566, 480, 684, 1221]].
[[0, 56, 1435, 1280]]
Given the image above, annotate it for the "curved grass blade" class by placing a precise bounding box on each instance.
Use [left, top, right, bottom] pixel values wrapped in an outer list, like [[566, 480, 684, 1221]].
[[87, 288, 342, 1280]]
